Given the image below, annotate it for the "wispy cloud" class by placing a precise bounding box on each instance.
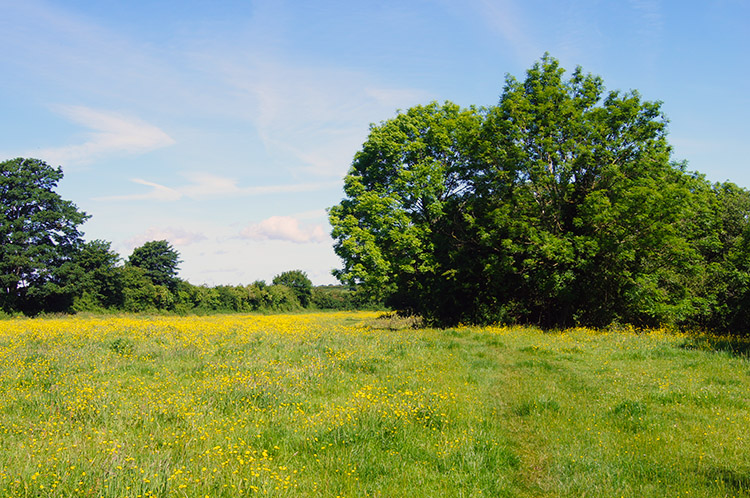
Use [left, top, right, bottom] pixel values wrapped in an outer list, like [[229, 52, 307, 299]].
[[628, 0, 663, 69], [125, 226, 207, 250], [199, 53, 430, 177], [35, 106, 175, 167], [3, 1, 427, 178], [630, 0, 663, 33], [556, 0, 604, 63], [473, 0, 540, 63], [93, 173, 340, 202], [1, 1, 184, 110], [239, 216, 329, 244], [107, 179, 182, 202]]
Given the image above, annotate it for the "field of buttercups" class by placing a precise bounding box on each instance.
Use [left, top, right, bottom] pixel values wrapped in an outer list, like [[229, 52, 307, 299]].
[[0, 312, 748, 497]]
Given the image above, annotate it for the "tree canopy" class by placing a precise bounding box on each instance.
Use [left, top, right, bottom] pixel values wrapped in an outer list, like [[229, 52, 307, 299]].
[[273, 270, 313, 307], [70, 239, 125, 310], [128, 240, 182, 290], [329, 55, 750, 331]]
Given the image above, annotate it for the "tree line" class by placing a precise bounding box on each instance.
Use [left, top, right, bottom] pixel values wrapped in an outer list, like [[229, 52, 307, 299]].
[[0, 157, 357, 316], [329, 55, 750, 333]]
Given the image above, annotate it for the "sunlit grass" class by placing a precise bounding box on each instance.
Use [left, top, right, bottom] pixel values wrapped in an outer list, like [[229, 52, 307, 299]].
[[0, 313, 748, 497]]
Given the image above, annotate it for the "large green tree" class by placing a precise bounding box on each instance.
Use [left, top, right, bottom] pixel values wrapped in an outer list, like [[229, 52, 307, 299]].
[[462, 55, 682, 327], [328, 101, 483, 310], [0, 158, 89, 313], [330, 55, 750, 330]]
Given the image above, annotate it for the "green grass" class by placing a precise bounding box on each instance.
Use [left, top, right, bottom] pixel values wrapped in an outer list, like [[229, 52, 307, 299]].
[[0, 313, 748, 497]]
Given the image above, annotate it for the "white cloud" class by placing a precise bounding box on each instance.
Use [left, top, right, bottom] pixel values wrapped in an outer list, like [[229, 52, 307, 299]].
[[125, 226, 207, 250], [239, 216, 329, 244], [290, 209, 329, 220], [35, 106, 175, 166], [126, 179, 183, 201], [93, 174, 339, 202], [176, 172, 339, 199], [177, 172, 243, 198]]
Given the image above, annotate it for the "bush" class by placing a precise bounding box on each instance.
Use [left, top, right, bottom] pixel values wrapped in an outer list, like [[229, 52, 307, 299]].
[[273, 270, 313, 307], [311, 286, 356, 310], [265, 285, 301, 312]]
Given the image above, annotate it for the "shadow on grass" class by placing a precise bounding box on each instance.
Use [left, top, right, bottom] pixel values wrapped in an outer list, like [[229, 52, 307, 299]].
[[365, 312, 423, 330], [702, 466, 750, 493], [679, 334, 750, 358]]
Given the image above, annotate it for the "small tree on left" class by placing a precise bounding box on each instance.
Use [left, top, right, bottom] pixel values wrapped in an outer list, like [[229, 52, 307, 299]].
[[0, 158, 90, 314]]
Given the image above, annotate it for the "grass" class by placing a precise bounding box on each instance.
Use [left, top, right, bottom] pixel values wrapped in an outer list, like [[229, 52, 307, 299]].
[[0, 312, 748, 497]]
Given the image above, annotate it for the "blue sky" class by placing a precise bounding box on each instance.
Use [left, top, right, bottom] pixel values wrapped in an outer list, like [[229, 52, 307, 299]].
[[1, 0, 748, 286]]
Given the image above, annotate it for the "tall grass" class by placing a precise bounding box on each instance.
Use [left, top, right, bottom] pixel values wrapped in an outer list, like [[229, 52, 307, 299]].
[[0, 313, 747, 497]]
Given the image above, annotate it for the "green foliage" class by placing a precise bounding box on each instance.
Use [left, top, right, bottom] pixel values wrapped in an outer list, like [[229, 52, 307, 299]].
[[311, 286, 356, 310], [127, 240, 182, 290], [329, 55, 750, 332], [170, 281, 299, 313], [272, 270, 313, 307], [0, 158, 90, 314], [175, 281, 221, 312], [264, 284, 302, 311], [329, 101, 483, 307], [109, 337, 135, 355], [71, 240, 125, 311], [121, 265, 174, 312]]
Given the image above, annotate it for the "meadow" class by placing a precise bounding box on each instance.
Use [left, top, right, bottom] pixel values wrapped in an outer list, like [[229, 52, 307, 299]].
[[0, 312, 748, 497]]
